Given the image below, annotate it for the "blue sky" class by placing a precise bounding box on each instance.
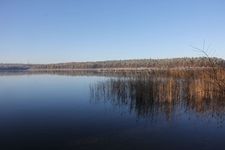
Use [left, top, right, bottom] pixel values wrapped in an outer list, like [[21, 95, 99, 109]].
[[0, 0, 225, 63]]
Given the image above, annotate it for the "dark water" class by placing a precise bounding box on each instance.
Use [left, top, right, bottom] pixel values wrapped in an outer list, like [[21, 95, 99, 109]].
[[0, 72, 225, 150]]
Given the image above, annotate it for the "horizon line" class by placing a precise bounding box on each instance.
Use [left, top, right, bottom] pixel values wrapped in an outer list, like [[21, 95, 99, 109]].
[[1, 56, 224, 65]]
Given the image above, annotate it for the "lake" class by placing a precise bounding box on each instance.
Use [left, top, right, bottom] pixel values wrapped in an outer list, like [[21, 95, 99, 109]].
[[0, 71, 225, 150]]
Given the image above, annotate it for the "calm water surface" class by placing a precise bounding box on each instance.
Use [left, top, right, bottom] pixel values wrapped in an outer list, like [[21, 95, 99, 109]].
[[0, 73, 225, 150]]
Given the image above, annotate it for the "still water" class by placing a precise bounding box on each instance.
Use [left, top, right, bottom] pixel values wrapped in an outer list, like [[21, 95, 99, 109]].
[[0, 72, 225, 150]]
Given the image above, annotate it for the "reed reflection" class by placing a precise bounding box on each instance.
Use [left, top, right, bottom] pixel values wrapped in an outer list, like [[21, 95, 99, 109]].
[[90, 72, 225, 120]]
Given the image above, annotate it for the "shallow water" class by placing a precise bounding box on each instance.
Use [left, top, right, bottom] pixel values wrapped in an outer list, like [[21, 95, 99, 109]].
[[0, 73, 225, 150]]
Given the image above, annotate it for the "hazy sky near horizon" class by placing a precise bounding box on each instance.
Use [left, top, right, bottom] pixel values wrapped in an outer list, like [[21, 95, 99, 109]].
[[1, 0, 225, 63]]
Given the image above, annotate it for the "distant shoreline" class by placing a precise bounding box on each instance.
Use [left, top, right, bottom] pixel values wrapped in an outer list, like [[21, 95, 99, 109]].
[[0, 67, 221, 73], [29, 67, 216, 71], [1, 57, 225, 71]]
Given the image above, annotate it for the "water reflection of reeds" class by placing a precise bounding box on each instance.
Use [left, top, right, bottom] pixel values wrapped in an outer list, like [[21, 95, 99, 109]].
[[90, 69, 225, 120]]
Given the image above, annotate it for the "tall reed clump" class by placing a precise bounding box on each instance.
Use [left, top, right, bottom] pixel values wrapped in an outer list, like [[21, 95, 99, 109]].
[[192, 46, 225, 97]]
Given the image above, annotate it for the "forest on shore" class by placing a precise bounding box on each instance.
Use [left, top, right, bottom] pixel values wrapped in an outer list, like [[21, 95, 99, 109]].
[[0, 57, 225, 71]]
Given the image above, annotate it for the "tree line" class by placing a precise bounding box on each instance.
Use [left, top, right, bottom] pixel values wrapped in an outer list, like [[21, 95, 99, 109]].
[[32, 57, 225, 69], [0, 57, 224, 70]]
